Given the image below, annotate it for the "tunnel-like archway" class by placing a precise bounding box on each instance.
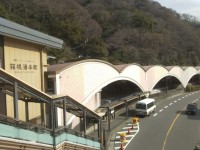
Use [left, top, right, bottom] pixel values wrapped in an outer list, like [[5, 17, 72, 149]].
[[101, 80, 142, 105], [153, 75, 184, 93], [188, 74, 200, 85]]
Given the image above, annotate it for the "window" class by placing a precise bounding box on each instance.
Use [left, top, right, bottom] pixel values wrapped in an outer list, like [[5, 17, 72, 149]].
[[47, 78, 55, 93], [147, 102, 154, 109], [136, 103, 146, 109]]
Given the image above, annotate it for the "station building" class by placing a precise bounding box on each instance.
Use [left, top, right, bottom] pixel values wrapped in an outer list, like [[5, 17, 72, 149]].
[[0, 17, 63, 125], [0, 17, 101, 150]]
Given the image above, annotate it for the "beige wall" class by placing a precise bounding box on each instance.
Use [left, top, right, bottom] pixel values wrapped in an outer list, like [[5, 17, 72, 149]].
[[4, 37, 47, 121]]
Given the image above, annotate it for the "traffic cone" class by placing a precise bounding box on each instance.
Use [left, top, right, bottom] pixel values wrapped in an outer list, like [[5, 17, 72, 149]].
[[120, 143, 124, 150]]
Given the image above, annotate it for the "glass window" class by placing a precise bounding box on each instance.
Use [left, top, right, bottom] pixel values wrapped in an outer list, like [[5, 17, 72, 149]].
[[136, 103, 146, 109]]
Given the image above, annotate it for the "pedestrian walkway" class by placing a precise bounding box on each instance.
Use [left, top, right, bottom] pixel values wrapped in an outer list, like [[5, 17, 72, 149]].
[[114, 122, 139, 149], [106, 109, 138, 150]]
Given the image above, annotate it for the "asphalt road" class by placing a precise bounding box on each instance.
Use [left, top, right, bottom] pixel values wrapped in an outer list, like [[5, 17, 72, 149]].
[[125, 91, 200, 150]]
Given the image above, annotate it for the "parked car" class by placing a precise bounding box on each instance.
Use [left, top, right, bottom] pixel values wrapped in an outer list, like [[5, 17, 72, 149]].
[[186, 103, 197, 115]]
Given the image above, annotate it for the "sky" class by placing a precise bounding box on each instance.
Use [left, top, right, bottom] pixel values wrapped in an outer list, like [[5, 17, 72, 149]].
[[153, 0, 200, 20]]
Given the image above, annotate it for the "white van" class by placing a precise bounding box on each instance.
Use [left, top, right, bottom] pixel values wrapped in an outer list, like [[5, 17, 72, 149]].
[[135, 98, 156, 116]]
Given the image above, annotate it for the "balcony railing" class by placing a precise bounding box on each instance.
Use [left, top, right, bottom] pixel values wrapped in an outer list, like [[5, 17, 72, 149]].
[[0, 114, 52, 134]]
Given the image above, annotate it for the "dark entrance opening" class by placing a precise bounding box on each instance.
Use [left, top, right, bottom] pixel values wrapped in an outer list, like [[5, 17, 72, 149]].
[[101, 80, 141, 105]]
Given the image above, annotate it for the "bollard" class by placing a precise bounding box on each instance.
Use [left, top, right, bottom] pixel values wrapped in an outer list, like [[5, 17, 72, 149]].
[[127, 128, 131, 134], [120, 142, 124, 150], [120, 132, 126, 150], [133, 117, 139, 124], [131, 122, 134, 129]]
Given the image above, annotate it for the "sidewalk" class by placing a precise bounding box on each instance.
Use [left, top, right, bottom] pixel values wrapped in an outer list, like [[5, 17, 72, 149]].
[[105, 109, 136, 150]]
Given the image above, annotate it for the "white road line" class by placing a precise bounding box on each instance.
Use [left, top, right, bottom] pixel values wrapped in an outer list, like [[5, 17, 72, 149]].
[[164, 106, 168, 108], [126, 123, 139, 126], [115, 140, 130, 144], [178, 99, 181, 101], [159, 109, 163, 112], [116, 135, 136, 138], [169, 103, 173, 105], [182, 97, 185, 98], [122, 126, 137, 129], [174, 101, 177, 103], [153, 113, 157, 116], [117, 130, 137, 134]]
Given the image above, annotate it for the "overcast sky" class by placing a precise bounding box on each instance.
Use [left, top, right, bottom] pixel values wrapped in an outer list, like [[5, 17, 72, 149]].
[[153, 0, 200, 19]]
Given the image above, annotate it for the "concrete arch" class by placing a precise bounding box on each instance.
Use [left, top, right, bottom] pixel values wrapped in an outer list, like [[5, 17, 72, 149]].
[[48, 59, 200, 114], [120, 64, 146, 91], [182, 67, 198, 88], [146, 65, 168, 91], [82, 76, 144, 106], [150, 73, 183, 91], [58, 60, 120, 105], [168, 66, 185, 87]]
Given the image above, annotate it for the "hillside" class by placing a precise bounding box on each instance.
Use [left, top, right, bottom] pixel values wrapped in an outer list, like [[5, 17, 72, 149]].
[[0, 0, 200, 66]]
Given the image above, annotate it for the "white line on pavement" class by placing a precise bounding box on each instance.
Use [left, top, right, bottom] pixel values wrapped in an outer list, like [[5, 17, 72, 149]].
[[164, 106, 168, 108], [117, 130, 137, 134], [153, 113, 157, 116], [169, 103, 173, 105], [159, 109, 163, 112], [115, 140, 130, 144], [116, 134, 136, 138], [122, 126, 137, 129]]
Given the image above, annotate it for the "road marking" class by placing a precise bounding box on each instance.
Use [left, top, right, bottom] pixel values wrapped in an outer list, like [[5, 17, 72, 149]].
[[122, 126, 137, 129], [153, 113, 157, 117], [174, 100, 177, 103], [164, 106, 168, 108], [162, 107, 185, 150], [178, 99, 181, 101], [117, 130, 137, 134], [126, 123, 133, 125], [162, 98, 200, 150], [169, 103, 173, 105], [115, 140, 130, 144], [116, 135, 135, 138], [159, 109, 163, 112]]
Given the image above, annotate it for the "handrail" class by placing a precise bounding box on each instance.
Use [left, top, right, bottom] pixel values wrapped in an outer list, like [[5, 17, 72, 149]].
[[0, 114, 100, 143], [0, 114, 52, 134], [55, 126, 100, 142]]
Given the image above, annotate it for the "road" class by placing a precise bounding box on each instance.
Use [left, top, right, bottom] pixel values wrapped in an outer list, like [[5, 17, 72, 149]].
[[125, 91, 200, 150]]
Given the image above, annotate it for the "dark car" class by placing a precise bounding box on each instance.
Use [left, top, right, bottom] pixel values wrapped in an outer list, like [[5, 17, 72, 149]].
[[186, 103, 197, 115]]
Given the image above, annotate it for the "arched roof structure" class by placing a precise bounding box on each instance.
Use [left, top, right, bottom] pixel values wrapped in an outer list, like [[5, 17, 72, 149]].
[[47, 59, 200, 107]]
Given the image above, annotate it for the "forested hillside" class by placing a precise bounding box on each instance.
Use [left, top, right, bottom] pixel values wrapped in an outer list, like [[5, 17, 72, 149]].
[[1, 0, 200, 66]]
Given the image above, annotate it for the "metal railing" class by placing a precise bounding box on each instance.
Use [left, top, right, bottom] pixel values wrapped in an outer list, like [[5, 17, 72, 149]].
[[0, 114, 100, 143], [0, 114, 52, 134], [55, 126, 100, 142]]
